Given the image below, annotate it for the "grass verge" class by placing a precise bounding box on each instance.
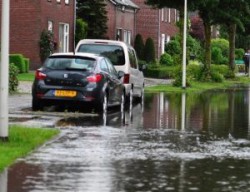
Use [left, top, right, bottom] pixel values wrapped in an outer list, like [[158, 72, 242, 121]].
[[18, 72, 35, 81], [145, 76, 250, 93], [0, 125, 59, 172]]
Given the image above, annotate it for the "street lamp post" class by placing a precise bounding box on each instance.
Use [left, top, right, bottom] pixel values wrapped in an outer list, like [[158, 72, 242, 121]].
[[0, 0, 10, 141], [182, 0, 187, 89]]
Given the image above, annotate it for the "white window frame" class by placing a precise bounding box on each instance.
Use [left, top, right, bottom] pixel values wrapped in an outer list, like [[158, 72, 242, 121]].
[[168, 9, 171, 23], [65, 0, 69, 5], [161, 9, 164, 21], [59, 23, 69, 52], [123, 30, 128, 44], [48, 21, 53, 32]]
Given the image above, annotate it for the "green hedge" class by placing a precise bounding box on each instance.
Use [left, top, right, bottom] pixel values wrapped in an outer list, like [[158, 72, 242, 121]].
[[144, 66, 177, 79], [9, 54, 30, 73], [9, 63, 19, 93]]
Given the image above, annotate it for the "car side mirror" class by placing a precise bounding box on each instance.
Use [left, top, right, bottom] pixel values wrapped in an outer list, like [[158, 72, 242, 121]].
[[139, 64, 147, 71], [117, 71, 125, 79]]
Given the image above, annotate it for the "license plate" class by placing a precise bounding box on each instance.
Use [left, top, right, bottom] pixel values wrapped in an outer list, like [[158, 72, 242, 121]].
[[54, 90, 77, 97]]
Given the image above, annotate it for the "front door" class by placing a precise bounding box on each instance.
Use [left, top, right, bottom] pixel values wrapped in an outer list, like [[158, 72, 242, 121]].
[[59, 23, 69, 52]]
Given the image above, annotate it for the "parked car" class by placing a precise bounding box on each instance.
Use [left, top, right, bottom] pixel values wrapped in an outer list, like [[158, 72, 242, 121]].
[[32, 52, 125, 112], [75, 39, 144, 103]]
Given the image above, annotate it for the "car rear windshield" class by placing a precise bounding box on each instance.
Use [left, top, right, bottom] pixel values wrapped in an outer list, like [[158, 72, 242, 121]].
[[45, 56, 95, 70], [78, 44, 125, 66]]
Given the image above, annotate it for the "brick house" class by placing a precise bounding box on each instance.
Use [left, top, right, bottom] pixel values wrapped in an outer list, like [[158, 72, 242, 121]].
[[0, 0, 75, 69], [106, 0, 139, 45], [133, 0, 179, 59]]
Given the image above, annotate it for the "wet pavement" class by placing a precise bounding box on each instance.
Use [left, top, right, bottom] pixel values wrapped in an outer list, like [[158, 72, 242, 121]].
[[3, 82, 250, 191]]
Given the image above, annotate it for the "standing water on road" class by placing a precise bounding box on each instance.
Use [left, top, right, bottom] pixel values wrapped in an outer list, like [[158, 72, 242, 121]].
[[3, 85, 250, 191]]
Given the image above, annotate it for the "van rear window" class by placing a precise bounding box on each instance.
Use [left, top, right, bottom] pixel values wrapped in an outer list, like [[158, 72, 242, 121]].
[[78, 44, 125, 66]]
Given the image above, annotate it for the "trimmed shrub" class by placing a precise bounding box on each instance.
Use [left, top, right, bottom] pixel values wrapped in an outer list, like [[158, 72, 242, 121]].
[[172, 66, 192, 87], [39, 30, 55, 63], [211, 38, 229, 59], [75, 18, 88, 45], [24, 58, 30, 73], [9, 54, 26, 73], [212, 47, 223, 64], [165, 39, 181, 56], [235, 48, 244, 60], [9, 63, 19, 93], [144, 65, 177, 79], [144, 37, 156, 63], [134, 34, 144, 60], [160, 53, 174, 66]]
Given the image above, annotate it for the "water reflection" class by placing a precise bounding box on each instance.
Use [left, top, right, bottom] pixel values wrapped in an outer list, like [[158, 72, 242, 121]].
[[4, 86, 250, 191], [144, 89, 250, 140]]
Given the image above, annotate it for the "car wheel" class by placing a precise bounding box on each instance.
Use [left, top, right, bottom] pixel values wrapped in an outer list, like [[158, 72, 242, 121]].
[[32, 98, 43, 111], [96, 92, 108, 113], [120, 91, 125, 112], [103, 93, 108, 112], [129, 88, 133, 104], [138, 87, 144, 103]]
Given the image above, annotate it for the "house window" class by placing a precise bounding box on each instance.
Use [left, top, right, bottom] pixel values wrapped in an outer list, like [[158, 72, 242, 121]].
[[59, 23, 69, 52], [57, 0, 61, 3], [162, 8, 169, 22], [168, 9, 171, 23], [123, 30, 131, 45], [161, 9, 164, 21], [48, 21, 53, 32], [124, 30, 127, 43], [161, 34, 165, 55], [116, 29, 122, 41], [65, 0, 69, 4]]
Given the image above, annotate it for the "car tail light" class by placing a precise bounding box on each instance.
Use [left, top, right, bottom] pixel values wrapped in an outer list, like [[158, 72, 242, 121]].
[[123, 74, 130, 84], [35, 70, 46, 80], [87, 74, 102, 82]]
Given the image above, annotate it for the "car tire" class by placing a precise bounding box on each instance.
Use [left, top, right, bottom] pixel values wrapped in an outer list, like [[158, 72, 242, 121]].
[[32, 98, 43, 111], [96, 92, 108, 113], [129, 88, 133, 104], [138, 87, 144, 103], [120, 91, 125, 112]]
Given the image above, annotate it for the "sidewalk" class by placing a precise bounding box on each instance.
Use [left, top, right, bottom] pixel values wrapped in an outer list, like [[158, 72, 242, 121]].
[[17, 78, 173, 94]]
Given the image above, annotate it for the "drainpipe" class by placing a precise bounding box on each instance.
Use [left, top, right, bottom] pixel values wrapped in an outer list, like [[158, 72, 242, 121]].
[[158, 9, 161, 59], [74, 0, 76, 49]]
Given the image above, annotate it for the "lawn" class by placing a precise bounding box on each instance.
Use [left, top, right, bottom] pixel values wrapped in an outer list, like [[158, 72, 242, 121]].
[[145, 76, 250, 93], [0, 125, 59, 172], [18, 72, 35, 81]]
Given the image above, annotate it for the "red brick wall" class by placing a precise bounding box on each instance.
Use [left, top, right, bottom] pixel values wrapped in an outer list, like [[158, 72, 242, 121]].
[[0, 0, 75, 70], [133, 0, 179, 58], [105, 1, 137, 44], [106, 0, 116, 40]]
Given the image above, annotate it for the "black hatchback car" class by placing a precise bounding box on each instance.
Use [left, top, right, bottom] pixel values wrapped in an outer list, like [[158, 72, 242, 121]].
[[32, 52, 125, 112]]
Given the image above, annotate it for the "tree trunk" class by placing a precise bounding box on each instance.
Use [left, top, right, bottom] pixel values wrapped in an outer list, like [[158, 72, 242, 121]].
[[204, 22, 211, 70], [228, 23, 236, 71]]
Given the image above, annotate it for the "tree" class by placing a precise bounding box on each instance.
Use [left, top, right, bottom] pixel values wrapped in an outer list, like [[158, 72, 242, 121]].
[[144, 37, 156, 63], [39, 30, 55, 63], [76, 0, 108, 39], [134, 34, 144, 60], [75, 19, 88, 45], [214, 0, 250, 71], [190, 16, 205, 41]]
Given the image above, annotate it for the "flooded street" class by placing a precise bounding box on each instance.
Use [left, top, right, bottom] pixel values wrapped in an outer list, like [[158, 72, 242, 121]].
[[3, 85, 250, 191]]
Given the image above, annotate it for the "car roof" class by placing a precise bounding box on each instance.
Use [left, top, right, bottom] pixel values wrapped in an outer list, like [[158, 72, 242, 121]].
[[50, 52, 102, 59], [76, 39, 133, 49]]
